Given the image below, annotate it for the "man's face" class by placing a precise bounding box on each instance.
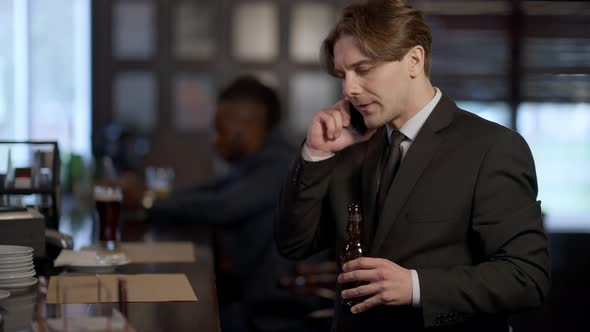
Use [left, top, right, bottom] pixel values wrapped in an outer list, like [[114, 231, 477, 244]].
[[213, 99, 267, 163], [213, 100, 248, 163], [333, 34, 411, 129]]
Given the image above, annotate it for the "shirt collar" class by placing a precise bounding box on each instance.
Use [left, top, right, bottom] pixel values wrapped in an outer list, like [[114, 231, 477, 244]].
[[386, 87, 442, 143]]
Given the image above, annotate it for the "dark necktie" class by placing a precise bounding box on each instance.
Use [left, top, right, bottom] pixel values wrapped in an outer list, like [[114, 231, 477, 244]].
[[376, 129, 406, 214]]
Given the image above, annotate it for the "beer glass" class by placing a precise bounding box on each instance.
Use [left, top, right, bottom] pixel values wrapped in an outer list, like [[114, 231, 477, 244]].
[[145, 166, 174, 198], [94, 185, 123, 251]]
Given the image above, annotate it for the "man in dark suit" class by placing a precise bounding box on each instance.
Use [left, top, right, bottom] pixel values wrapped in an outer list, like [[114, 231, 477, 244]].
[[274, 1, 551, 331]]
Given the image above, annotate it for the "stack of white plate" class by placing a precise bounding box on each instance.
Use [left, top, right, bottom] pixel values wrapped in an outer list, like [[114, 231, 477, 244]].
[[0, 245, 37, 293]]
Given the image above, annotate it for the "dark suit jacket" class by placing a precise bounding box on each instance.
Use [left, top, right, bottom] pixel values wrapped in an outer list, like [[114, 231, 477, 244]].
[[274, 94, 551, 331]]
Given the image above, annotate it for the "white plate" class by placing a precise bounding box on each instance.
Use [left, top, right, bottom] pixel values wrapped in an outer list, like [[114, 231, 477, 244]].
[[68, 264, 120, 273], [0, 254, 33, 264], [0, 245, 33, 256], [69, 258, 130, 273], [0, 251, 33, 259], [0, 263, 34, 273], [62, 251, 130, 273], [0, 261, 34, 269], [0, 267, 35, 276], [0, 277, 37, 292], [0, 289, 10, 300], [0, 253, 33, 260], [0, 269, 35, 280]]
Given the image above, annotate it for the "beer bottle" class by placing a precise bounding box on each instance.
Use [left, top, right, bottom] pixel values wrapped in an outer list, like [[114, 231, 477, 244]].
[[340, 202, 365, 306]]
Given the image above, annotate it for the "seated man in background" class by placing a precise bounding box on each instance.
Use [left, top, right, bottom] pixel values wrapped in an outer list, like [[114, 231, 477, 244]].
[[147, 76, 325, 332]]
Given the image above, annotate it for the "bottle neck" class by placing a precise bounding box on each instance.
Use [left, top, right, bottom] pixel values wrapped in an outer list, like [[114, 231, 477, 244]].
[[346, 216, 362, 242]]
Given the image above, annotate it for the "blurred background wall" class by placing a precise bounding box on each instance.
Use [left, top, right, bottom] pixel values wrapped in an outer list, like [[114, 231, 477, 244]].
[[0, 0, 588, 231]]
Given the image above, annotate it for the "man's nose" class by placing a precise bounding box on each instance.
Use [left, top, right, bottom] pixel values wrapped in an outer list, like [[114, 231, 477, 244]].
[[342, 76, 361, 98]]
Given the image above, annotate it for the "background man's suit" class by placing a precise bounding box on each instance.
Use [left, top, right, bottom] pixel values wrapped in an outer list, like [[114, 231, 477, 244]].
[[275, 94, 551, 331]]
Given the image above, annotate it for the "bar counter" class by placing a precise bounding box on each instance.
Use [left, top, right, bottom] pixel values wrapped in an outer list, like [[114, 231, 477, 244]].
[[1, 215, 221, 332]]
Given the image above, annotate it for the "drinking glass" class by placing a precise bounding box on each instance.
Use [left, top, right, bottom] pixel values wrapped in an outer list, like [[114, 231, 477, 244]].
[[145, 166, 174, 199], [93, 185, 123, 251]]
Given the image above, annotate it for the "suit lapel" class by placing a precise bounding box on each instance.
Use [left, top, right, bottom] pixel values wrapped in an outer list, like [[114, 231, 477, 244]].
[[361, 127, 386, 245], [370, 94, 457, 254]]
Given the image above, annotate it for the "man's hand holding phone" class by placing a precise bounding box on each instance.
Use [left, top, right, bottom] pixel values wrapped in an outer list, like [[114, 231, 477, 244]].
[[305, 100, 376, 158]]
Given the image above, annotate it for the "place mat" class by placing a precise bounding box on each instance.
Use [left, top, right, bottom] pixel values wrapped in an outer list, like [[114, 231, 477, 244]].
[[81, 242, 196, 264], [118, 242, 195, 263], [46, 274, 198, 304]]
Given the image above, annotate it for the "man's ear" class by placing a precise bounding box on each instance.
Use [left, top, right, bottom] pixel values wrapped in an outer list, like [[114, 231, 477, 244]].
[[407, 46, 425, 78]]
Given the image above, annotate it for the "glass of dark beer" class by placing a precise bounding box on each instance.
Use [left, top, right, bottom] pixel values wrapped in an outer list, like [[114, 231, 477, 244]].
[[94, 185, 123, 251]]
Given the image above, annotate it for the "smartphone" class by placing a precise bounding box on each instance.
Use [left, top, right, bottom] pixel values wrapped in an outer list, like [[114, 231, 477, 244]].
[[348, 102, 368, 135]]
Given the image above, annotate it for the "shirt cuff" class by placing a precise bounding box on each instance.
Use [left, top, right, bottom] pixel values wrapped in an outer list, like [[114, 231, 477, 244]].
[[410, 269, 421, 307], [301, 143, 335, 162]]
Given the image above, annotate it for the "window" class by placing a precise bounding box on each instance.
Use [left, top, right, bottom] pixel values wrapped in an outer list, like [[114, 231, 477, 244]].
[[0, 0, 15, 141], [0, 0, 91, 164], [456, 101, 511, 128], [518, 103, 590, 232], [233, 2, 279, 62], [290, 3, 335, 63]]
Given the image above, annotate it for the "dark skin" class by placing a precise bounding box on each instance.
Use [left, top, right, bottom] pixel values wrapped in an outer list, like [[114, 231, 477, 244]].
[[213, 99, 269, 163]]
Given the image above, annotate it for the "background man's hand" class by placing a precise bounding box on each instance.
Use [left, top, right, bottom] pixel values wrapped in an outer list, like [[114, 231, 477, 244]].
[[306, 100, 376, 157], [338, 257, 413, 314]]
